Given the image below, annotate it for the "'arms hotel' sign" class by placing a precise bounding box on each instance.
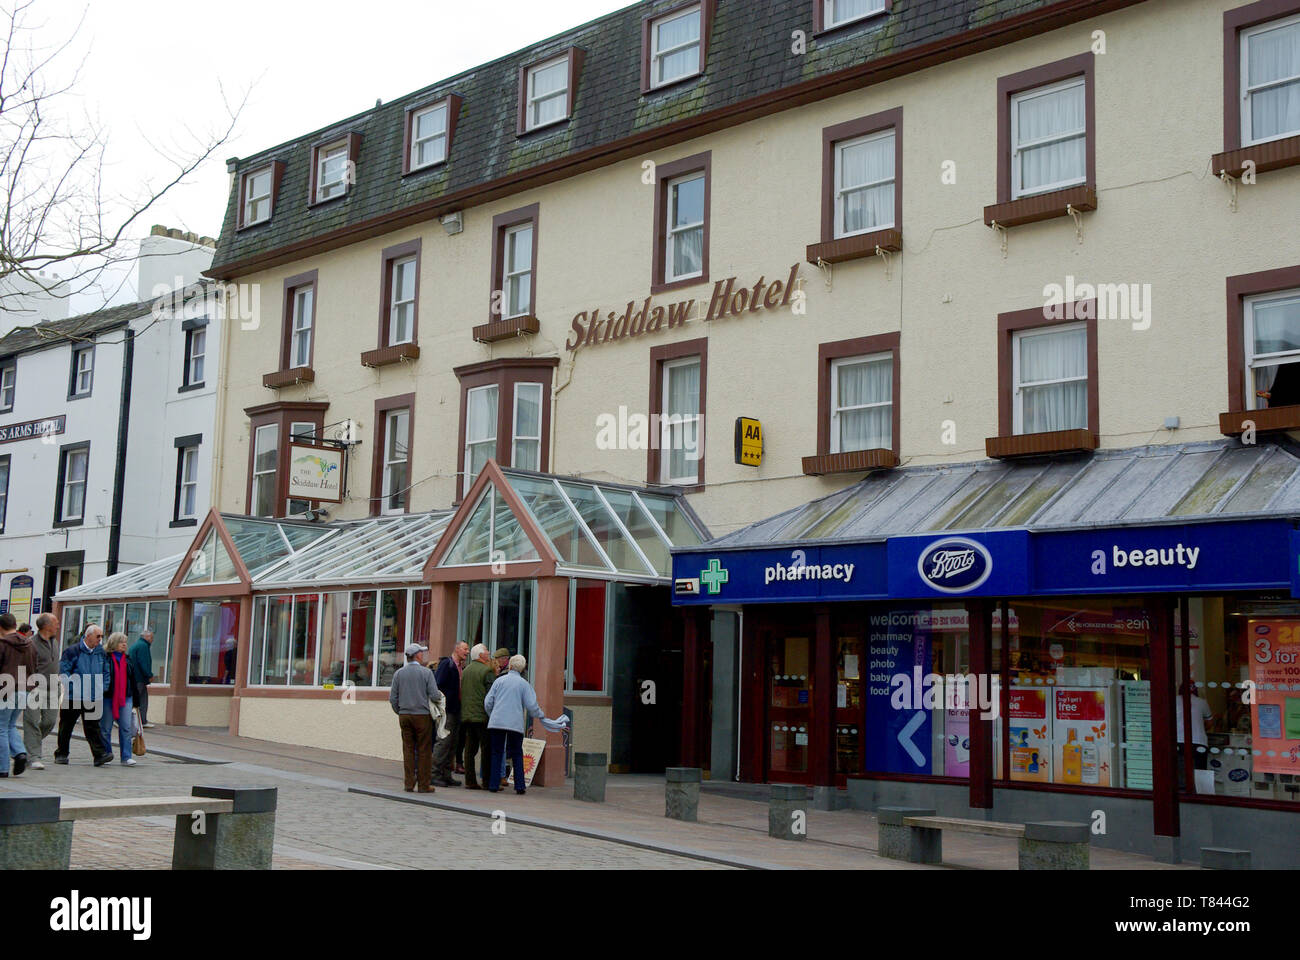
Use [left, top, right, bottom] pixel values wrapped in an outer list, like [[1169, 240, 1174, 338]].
[[0, 416, 66, 445]]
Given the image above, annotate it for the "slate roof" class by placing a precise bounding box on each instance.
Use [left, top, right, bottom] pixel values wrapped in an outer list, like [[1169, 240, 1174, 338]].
[[0, 298, 154, 359], [693, 440, 1300, 551], [212, 0, 1122, 275]]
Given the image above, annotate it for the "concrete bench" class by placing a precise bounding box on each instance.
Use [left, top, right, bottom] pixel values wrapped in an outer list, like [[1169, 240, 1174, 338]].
[[1201, 847, 1251, 870], [877, 807, 1089, 869], [0, 786, 277, 870]]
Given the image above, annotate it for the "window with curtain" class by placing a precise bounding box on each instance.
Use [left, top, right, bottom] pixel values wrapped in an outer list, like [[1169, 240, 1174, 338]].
[[831, 354, 892, 453], [666, 173, 705, 282], [1246, 288, 1300, 410], [526, 58, 569, 129], [177, 445, 199, 520], [389, 257, 417, 345], [1011, 76, 1086, 199], [290, 286, 314, 368], [661, 356, 701, 484], [243, 167, 273, 224], [1013, 324, 1088, 434], [651, 5, 701, 87], [382, 408, 410, 513], [825, 0, 885, 30], [835, 129, 894, 237], [1242, 14, 1300, 145], [504, 223, 534, 318], [465, 385, 498, 488], [513, 383, 542, 471], [410, 102, 449, 169], [252, 423, 279, 517], [316, 141, 348, 201]]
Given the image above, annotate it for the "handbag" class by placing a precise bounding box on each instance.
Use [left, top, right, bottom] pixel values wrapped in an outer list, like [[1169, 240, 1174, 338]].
[[132, 707, 147, 757]]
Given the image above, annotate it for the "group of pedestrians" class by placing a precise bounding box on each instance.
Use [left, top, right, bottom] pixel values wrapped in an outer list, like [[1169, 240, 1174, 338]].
[[390, 639, 563, 794], [0, 612, 159, 775]]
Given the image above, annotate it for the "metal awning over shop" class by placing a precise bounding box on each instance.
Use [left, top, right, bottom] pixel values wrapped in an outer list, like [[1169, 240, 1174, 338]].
[[704, 440, 1300, 550], [55, 552, 187, 602], [427, 462, 709, 584]]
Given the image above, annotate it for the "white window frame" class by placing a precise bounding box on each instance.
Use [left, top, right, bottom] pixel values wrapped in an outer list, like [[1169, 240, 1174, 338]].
[[187, 327, 206, 385], [178, 445, 199, 521], [660, 356, 702, 486], [252, 423, 279, 518], [61, 447, 88, 522], [0, 364, 13, 412], [382, 408, 410, 515], [650, 5, 702, 88], [1009, 75, 1087, 200], [512, 382, 543, 472], [829, 352, 893, 454], [1244, 288, 1300, 411], [290, 286, 314, 369], [824, 0, 887, 30], [1011, 321, 1088, 435], [464, 384, 499, 488], [72, 346, 94, 397], [409, 102, 449, 170], [389, 256, 417, 345], [525, 56, 570, 132], [833, 128, 895, 239], [315, 140, 349, 202], [243, 166, 273, 225], [665, 173, 706, 284], [1241, 12, 1300, 147], [503, 223, 534, 319]]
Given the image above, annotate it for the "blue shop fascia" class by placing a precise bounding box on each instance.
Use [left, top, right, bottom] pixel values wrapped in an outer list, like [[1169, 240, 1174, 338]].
[[668, 442, 1300, 868]]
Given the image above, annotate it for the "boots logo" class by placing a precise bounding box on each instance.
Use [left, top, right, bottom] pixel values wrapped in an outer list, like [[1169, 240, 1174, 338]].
[[918, 538, 992, 594]]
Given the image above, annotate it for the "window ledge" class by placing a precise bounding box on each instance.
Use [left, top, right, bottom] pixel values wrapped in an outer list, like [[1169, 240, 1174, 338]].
[[401, 160, 448, 179], [262, 367, 315, 389], [806, 228, 902, 265], [802, 448, 899, 476], [517, 117, 570, 138], [307, 192, 348, 209], [813, 9, 888, 39], [642, 72, 703, 97], [177, 382, 206, 394], [1212, 134, 1300, 179], [473, 315, 540, 344], [986, 428, 1097, 459], [236, 218, 271, 232], [983, 185, 1097, 229], [169, 518, 198, 529], [1219, 405, 1300, 436], [361, 343, 421, 368]]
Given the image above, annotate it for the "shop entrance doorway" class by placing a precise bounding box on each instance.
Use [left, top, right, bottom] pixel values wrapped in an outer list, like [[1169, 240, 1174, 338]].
[[764, 630, 815, 784]]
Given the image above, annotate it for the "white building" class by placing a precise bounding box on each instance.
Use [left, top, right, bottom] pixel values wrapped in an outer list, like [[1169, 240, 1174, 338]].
[[0, 228, 219, 625]]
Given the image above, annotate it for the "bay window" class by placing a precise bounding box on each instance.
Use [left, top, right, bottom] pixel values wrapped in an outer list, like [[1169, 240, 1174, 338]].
[[465, 385, 499, 490], [453, 358, 557, 500], [512, 383, 543, 472], [251, 424, 279, 518]]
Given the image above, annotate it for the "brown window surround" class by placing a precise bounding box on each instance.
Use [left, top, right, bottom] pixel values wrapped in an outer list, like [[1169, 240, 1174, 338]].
[[1214, 0, 1300, 178], [648, 337, 707, 490], [401, 94, 462, 176], [807, 108, 902, 266], [651, 151, 711, 296], [243, 401, 329, 519], [812, 0, 892, 36], [487, 203, 540, 328], [264, 270, 318, 389], [803, 333, 900, 477], [640, 0, 715, 94], [236, 161, 286, 230], [362, 239, 422, 368], [1220, 264, 1300, 435], [371, 393, 415, 516], [308, 132, 362, 207], [452, 357, 559, 502], [516, 47, 586, 136], [986, 301, 1099, 459], [983, 52, 1097, 230]]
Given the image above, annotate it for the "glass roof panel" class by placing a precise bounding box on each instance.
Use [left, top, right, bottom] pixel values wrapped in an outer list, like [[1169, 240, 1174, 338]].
[[558, 482, 653, 576], [222, 517, 328, 576], [493, 490, 542, 563], [56, 553, 185, 601], [444, 491, 494, 566], [600, 487, 671, 575], [181, 529, 240, 585], [255, 513, 452, 587], [637, 492, 703, 546], [509, 476, 608, 570]]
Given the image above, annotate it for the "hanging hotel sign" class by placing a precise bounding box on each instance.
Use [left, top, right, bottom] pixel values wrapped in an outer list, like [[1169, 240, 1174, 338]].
[[287, 442, 344, 503], [0, 415, 65, 445], [565, 265, 802, 351]]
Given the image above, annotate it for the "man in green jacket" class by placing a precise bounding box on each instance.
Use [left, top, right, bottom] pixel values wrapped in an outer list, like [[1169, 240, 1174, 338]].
[[459, 643, 496, 790], [127, 630, 156, 728]]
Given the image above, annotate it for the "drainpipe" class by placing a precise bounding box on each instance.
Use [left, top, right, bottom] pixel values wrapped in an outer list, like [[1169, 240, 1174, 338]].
[[106, 328, 135, 576], [550, 353, 576, 474]]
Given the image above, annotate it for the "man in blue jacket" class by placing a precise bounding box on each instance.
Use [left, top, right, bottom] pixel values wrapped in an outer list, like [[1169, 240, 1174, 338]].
[[53, 624, 111, 766], [430, 641, 468, 788]]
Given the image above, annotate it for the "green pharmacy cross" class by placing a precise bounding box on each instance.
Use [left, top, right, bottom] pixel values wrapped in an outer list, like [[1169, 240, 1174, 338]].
[[700, 559, 729, 595]]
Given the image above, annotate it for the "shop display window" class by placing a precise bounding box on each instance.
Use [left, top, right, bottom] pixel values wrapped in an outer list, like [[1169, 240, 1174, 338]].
[[189, 600, 240, 685]]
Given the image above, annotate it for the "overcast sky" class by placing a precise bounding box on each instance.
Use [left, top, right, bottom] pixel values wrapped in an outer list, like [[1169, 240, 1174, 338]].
[[26, 0, 631, 308]]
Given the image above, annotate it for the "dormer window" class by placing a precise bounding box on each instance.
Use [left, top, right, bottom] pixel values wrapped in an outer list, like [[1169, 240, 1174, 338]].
[[410, 102, 448, 169], [517, 49, 584, 134], [819, 0, 888, 32], [243, 168, 273, 225], [650, 4, 702, 88], [316, 140, 348, 202]]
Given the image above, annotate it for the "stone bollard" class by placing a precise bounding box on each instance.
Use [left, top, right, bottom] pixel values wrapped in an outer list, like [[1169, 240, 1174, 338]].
[[1201, 847, 1251, 870], [1019, 821, 1090, 870], [573, 752, 608, 803], [0, 795, 70, 870], [665, 767, 701, 822], [876, 806, 939, 863], [173, 786, 278, 870], [769, 784, 809, 841]]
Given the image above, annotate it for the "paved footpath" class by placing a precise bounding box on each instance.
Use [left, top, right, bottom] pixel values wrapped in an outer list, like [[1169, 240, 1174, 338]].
[[0, 725, 1200, 871]]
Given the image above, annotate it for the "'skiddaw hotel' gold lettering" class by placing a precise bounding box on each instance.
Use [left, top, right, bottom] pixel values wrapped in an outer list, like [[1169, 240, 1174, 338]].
[[566, 264, 801, 351]]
